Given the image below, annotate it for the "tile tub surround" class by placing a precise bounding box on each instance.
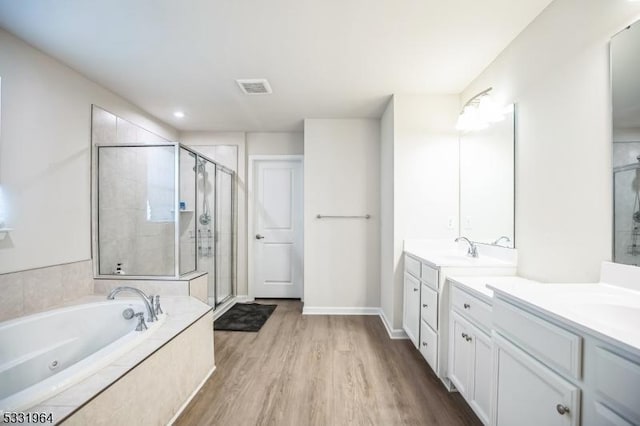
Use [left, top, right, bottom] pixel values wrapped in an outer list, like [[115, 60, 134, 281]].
[[0, 260, 93, 322], [93, 271, 208, 303], [16, 296, 214, 425]]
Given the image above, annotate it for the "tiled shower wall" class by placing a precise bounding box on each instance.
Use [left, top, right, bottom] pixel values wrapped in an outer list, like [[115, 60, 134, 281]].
[[93, 106, 176, 276], [0, 260, 93, 322]]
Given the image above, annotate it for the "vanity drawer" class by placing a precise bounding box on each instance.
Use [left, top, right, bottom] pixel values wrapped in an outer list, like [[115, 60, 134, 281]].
[[593, 402, 635, 426], [421, 263, 439, 290], [493, 299, 582, 379], [451, 286, 492, 333], [593, 347, 640, 424], [421, 284, 438, 331], [405, 255, 421, 279], [420, 320, 438, 372]]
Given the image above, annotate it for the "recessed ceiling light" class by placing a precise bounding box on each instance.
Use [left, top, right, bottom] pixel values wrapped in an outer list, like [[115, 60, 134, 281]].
[[173, 111, 185, 118]]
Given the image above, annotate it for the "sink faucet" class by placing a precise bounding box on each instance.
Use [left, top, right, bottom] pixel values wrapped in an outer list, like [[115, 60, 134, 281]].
[[492, 236, 511, 247], [107, 286, 157, 322], [455, 236, 479, 258]]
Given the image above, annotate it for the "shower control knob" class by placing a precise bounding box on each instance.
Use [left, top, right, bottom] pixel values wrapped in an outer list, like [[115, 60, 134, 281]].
[[255, 234, 265, 240]]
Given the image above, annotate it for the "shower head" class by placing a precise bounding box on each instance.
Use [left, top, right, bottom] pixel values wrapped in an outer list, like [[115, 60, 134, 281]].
[[193, 158, 206, 174]]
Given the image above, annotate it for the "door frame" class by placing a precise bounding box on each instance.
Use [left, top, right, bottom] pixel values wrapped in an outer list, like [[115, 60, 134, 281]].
[[247, 155, 304, 301]]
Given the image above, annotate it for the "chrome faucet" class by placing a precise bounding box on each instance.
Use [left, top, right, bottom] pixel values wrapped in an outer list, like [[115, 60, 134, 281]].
[[107, 286, 157, 323], [455, 236, 479, 258], [492, 236, 511, 247]]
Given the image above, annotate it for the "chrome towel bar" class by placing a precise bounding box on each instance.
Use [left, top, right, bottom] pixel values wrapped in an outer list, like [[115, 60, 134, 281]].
[[316, 214, 371, 219]]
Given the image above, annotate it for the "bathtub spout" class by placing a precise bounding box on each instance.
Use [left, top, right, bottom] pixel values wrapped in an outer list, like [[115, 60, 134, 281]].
[[107, 287, 157, 323]]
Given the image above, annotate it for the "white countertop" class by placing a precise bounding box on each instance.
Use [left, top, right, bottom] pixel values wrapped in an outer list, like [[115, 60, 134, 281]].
[[404, 239, 517, 269], [447, 276, 539, 304], [489, 281, 640, 357]]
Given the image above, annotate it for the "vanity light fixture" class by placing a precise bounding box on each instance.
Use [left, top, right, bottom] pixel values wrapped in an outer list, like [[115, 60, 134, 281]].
[[456, 87, 509, 133], [173, 111, 185, 118]]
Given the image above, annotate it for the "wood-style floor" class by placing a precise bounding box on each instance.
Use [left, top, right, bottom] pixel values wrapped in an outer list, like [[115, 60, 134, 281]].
[[175, 300, 481, 426]]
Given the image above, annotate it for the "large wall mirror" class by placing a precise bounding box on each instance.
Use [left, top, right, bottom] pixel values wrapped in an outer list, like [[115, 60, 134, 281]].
[[459, 106, 515, 247], [612, 21, 640, 266]]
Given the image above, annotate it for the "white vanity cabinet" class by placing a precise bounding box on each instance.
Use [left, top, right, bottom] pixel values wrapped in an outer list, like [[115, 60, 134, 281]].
[[403, 271, 421, 348], [491, 297, 581, 426], [448, 282, 494, 424], [402, 251, 516, 389]]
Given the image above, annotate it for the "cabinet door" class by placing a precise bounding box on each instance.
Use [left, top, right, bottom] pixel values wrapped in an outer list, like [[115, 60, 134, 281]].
[[470, 327, 492, 425], [403, 273, 420, 348], [492, 333, 580, 426], [449, 311, 472, 396]]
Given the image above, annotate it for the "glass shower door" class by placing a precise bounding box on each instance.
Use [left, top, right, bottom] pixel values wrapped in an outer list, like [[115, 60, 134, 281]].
[[196, 157, 217, 306], [614, 164, 640, 266], [215, 167, 234, 304]]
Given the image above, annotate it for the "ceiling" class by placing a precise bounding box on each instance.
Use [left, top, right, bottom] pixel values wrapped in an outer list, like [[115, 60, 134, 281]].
[[0, 0, 553, 132]]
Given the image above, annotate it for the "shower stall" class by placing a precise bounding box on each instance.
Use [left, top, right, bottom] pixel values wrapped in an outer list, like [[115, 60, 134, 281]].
[[94, 143, 235, 307], [614, 158, 640, 266]]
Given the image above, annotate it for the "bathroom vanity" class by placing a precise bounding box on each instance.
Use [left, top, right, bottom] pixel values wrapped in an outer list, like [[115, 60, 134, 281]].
[[402, 240, 517, 389], [445, 263, 640, 426], [488, 262, 640, 426], [446, 276, 538, 424]]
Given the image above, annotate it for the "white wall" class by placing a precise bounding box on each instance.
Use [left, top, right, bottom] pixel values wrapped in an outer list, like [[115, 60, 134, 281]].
[[380, 99, 395, 325], [0, 29, 177, 274], [179, 131, 248, 296], [462, 0, 640, 282], [381, 95, 460, 329], [304, 119, 380, 309], [246, 132, 303, 156]]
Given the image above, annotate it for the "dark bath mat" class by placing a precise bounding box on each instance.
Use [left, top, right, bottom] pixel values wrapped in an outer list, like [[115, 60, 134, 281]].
[[214, 303, 277, 332]]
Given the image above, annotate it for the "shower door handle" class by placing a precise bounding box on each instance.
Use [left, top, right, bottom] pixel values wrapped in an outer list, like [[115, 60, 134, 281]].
[[255, 234, 265, 240]]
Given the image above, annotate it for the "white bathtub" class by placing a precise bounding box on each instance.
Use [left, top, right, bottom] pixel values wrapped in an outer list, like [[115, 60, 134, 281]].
[[0, 299, 166, 412]]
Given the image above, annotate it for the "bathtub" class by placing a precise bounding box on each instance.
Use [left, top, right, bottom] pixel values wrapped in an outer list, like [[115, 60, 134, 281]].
[[0, 299, 166, 412]]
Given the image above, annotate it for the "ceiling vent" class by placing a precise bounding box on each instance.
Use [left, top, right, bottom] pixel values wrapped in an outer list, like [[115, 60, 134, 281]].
[[236, 79, 272, 95]]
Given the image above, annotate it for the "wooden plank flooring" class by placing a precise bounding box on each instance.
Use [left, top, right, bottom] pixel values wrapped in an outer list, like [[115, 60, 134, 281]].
[[175, 300, 481, 426]]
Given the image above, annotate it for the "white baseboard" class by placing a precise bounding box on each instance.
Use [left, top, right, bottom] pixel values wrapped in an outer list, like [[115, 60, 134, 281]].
[[302, 306, 381, 315], [235, 295, 255, 303], [379, 309, 409, 340], [167, 365, 216, 425]]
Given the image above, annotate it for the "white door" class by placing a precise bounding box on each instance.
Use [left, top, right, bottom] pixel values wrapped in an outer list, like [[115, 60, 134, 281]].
[[492, 333, 580, 426], [403, 273, 421, 348], [470, 326, 492, 425], [449, 311, 472, 396], [252, 159, 303, 298]]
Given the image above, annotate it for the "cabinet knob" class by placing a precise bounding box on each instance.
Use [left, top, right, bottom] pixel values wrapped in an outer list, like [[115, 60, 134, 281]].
[[466, 336, 472, 342], [463, 303, 471, 309], [422, 303, 428, 308], [422, 342, 428, 347], [556, 404, 570, 415], [413, 288, 419, 292], [461, 333, 468, 339]]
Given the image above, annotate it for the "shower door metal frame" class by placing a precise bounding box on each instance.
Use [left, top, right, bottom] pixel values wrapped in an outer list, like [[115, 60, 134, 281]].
[[92, 142, 236, 292], [214, 164, 236, 306]]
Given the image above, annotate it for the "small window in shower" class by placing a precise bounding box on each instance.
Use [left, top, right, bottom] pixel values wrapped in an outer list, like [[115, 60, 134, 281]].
[[146, 148, 176, 223]]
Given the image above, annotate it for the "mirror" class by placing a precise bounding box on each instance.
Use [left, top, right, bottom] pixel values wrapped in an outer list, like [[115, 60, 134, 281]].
[[459, 106, 515, 247], [612, 22, 640, 266]]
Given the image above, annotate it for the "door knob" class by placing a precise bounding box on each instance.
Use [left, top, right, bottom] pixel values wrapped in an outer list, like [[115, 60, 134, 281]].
[[255, 234, 265, 240], [556, 404, 570, 415]]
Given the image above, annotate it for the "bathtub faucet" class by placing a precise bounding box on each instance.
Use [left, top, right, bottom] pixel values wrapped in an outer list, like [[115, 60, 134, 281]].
[[107, 287, 158, 323]]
